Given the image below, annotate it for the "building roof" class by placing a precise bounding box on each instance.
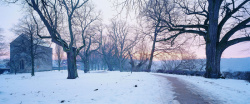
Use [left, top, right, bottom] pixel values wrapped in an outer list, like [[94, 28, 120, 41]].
[[10, 33, 52, 50], [10, 34, 29, 44]]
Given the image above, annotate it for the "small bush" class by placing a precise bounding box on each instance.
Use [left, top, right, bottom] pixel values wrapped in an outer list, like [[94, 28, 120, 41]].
[[156, 69, 165, 73], [246, 72, 250, 83], [222, 71, 250, 82]]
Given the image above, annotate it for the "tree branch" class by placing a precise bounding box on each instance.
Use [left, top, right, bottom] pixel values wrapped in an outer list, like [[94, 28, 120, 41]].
[[218, 0, 249, 36], [221, 17, 250, 43]]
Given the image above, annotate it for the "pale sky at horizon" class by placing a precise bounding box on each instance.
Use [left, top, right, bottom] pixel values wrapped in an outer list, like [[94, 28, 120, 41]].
[[0, 0, 250, 59]]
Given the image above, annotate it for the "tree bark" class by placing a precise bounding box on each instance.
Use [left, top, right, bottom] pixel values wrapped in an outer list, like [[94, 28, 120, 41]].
[[119, 59, 124, 72], [84, 56, 89, 73], [204, 0, 222, 78], [147, 32, 157, 72], [66, 47, 78, 79], [107, 64, 114, 71], [31, 33, 35, 76], [58, 60, 61, 71]]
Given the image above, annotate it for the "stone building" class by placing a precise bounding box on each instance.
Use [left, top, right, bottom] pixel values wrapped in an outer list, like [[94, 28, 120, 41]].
[[10, 34, 52, 73]]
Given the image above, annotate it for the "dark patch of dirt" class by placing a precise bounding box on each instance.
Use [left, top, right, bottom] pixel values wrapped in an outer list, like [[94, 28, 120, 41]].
[[60, 100, 65, 103]]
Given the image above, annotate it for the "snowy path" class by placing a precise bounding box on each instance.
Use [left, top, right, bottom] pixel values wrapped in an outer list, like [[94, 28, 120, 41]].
[[154, 74, 215, 104], [155, 73, 250, 104]]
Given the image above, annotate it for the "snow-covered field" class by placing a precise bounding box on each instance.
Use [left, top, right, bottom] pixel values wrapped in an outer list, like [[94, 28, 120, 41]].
[[221, 57, 250, 72], [155, 73, 250, 104], [1, 70, 249, 104], [0, 70, 176, 104]]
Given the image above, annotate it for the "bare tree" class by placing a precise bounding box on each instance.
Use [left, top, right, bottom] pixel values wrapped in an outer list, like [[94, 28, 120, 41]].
[[79, 25, 102, 73], [128, 39, 149, 73], [120, 0, 250, 78], [156, 0, 250, 78], [8, 0, 97, 79], [100, 36, 117, 71], [107, 19, 138, 72], [144, 0, 166, 72], [12, 14, 49, 76], [76, 4, 101, 73], [0, 28, 6, 57], [160, 48, 204, 71], [55, 44, 64, 71], [88, 51, 103, 70], [159, 48, 183, 71], [179, 49, 198, 70]]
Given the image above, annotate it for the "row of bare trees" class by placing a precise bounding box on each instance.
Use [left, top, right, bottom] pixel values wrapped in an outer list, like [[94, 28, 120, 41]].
[[4, 0, 100, 79], [160, 48, 206, 72], [53, 19, 147, 72], [4, 0, 248, 79]]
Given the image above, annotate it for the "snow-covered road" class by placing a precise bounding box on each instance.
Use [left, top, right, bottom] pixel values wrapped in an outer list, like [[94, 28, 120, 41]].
[[155, 73, 250, 104]]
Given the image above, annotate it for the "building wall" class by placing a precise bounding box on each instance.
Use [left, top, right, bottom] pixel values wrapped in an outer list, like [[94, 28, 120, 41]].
[[10, 34, 52, 73]]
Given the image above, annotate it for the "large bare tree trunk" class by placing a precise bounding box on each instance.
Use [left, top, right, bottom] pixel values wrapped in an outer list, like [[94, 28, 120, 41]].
[[84, 56, 89, 73], [204, 0, 222, 78], [66, 47, 78, 79], [107, 64, 114, 71], [30, 33, 35, 76], [58, 61, 61, 71], [119, 58, 124, 72], [147, 32, 157, 72]]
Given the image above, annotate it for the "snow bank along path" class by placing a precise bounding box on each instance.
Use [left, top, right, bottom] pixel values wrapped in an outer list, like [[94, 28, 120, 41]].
[[0, 70, 178, 104]]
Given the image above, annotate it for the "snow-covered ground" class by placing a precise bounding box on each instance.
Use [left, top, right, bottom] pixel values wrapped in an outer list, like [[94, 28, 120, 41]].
[[0, 70, 176, 104], [1, 70, 249, 104], [155, 73, 250, 104]]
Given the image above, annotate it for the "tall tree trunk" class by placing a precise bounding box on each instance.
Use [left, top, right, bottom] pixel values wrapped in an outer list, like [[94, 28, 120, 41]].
[[147, 32, 157, 72], [216, 51, 222, 76], [94, 64, 96, 70], [205, 45, 217, 78], [107, 64, 113, 71], [98, 64, 100, 70], [119, 61, 123, 72], [118, 55, 124, 72], [30, 34, 35, 76], [58, 61, 61, 71], [66, 47, 78, 79], [84, 56, 89, 73], [204, 0, 222, 78]]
